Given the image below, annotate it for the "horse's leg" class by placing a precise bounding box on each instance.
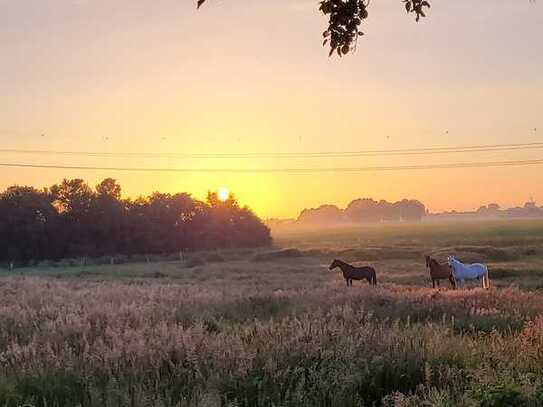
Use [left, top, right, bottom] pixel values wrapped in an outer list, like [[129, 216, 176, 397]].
[[437, 279, 440, 288], [345, 278, 349, 287], [432, 279, 435, 289]]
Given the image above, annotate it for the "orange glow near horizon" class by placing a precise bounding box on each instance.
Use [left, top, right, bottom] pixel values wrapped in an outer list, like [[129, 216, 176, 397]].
[[0, 1, 542, 219]]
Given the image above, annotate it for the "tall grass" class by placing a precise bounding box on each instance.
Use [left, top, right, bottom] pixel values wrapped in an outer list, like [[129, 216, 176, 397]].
[[2, 277, 543, 406]]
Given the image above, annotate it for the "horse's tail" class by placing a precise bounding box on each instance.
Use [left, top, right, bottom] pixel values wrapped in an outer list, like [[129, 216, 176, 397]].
[[372, 269, 377, 286], [484, 267, 490, 289]]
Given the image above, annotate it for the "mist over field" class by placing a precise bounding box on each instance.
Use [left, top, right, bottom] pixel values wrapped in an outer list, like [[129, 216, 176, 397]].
[[267, 197, 543, 233]]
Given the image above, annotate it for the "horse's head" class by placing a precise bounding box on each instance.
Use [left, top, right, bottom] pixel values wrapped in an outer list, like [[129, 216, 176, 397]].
[[425, 255, 431, 268], [329, 259, 340, 270]]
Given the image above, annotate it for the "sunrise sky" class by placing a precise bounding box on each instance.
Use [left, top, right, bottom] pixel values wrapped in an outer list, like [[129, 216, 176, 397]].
[[1, 0, 542, 218]]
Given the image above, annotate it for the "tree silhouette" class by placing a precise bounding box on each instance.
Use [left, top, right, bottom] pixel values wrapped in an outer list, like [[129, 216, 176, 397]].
[[196, 0, 430, 56], [50, 179, 96, 259], [91, 179, 125, 256], [0, 179, 271, 265], [0, 186, 60, 264]]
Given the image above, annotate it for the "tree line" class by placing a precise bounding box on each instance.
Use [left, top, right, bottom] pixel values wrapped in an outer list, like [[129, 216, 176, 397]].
[[297, 198, 427, 225], [0, 178, 271, 265]]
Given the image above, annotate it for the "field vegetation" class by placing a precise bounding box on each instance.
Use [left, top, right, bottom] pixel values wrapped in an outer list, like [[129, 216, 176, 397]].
[[1, 220, 543, 406]]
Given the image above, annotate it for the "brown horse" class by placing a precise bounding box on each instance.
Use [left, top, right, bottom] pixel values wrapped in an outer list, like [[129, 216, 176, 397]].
[[425, 255, 456, 289], [329, 259, 377, 287]]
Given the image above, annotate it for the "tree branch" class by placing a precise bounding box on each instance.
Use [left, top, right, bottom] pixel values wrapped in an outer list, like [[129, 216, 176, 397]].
[[196, 0, 431, 56]]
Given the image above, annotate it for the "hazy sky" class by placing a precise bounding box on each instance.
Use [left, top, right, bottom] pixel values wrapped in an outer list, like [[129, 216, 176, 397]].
[[1, 0, 542, 218]]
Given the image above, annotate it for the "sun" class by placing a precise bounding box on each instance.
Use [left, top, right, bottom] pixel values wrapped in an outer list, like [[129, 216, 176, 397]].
[[217, 187, 230, 202]]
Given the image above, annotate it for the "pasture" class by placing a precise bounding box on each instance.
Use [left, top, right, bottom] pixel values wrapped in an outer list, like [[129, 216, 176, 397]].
[[1, 219, 543, 406]]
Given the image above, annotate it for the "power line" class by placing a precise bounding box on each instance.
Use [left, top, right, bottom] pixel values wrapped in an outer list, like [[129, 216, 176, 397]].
[[2, 158, 543, 174], [1, 141, 543, 159]]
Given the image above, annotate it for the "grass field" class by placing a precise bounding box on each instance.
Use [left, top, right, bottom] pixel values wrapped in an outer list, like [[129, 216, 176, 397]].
[[1, 219, 543, 406]]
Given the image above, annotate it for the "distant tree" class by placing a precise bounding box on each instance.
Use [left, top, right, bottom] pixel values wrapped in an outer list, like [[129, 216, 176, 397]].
[[171, 193, 208, 251], [297, 205, 344, 225], [50, 179, 96, 259], [345, 198, 383, 222], [204, 192, 271, 248], [343, 197, 426, 223], [487, 203, 501, 211], [96, 178, 122, 200], [90, 179, 125, 256], [0, 186, 60, 264], [123, 197, 154, 256], [139, 192, 180, 254], [140, 192, 203, 253], [197, 0, 431, 56], [229, 206, 272, 248], [394, 199, 426, 221], [50, 178, 94, 216], [377, 200, 395, 221]]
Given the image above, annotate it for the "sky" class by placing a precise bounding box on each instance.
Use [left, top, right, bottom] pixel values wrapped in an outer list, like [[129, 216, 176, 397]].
[[1, 0, 542, 218]]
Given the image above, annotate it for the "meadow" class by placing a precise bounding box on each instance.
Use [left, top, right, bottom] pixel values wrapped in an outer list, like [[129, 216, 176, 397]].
[[2, 219, 543, 406]]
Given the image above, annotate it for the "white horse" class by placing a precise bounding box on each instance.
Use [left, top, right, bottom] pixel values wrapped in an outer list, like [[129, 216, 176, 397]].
[[447, 256, 490, 289]]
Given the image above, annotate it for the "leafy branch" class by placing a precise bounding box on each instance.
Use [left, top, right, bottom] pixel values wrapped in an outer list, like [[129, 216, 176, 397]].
[[197, 0, 431, 56]]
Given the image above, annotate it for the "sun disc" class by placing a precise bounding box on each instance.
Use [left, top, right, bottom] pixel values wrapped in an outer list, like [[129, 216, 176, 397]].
[[218, 187, 229, 202]]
